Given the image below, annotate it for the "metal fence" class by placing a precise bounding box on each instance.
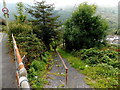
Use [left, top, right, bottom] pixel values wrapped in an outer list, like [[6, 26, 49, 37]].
[[12, 34, 30, 88]]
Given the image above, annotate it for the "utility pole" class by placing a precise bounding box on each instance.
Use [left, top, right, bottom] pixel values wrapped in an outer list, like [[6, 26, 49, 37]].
[[3, 0, 9, 31]]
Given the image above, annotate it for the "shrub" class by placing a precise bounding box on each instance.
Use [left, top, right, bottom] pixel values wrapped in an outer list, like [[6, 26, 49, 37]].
[[8, 22, 32, 37], [7, 22, 48, 88], [31, 60, 46, 71], [28, 60, 48, 88], [15, 33, 46, 61], [74, 48, 119, 68], [96, 63, 118, 77], [64, 2, 108, 50]]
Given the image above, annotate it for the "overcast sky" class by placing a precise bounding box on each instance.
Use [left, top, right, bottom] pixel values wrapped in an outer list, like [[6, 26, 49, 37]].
[[0, 0, 119, 7]]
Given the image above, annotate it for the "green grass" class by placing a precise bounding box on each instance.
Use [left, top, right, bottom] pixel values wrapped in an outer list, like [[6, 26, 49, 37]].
[[28, 51, 54, 88], [57, 48, 86, 70], [57, 84, 65, 88], [57, 48, 119, 88]]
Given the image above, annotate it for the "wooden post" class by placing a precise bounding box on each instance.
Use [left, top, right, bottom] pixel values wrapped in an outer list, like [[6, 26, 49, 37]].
[[66, 68, 68, 87]]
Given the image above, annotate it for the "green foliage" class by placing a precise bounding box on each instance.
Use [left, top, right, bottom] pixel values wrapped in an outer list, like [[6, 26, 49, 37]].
[[26, 0, 61, 50], [31, 60, 46, 71], [58, 48, 86, 70], [28, 60, 48, 88], [64, 2, 108, 50], [8, 22, 47, 60], [58, 48, 119, 88], [0, 25, 7, 32], [50, 29, 62, 51], [8, 22, 32, 36], [17, 34, 46, 61], [14, 2, 26, 23], [8, 22, 53, 88], [83, 66, 119, 88], [73, 48, 119, 68], [96, 64, 119, 77], [16, 2, 24, 15]]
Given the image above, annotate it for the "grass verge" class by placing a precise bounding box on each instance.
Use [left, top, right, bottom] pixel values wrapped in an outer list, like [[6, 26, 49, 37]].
[[28, 51, 54, 88], [57, 48, 119, 88]]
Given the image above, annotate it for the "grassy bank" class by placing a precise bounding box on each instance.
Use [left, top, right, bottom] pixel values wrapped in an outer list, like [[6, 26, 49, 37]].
[[28, 51, 54, 88], [58, 48, 119, 88]]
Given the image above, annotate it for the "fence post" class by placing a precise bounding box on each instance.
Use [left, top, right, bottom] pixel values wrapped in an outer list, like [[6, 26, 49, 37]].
[[66, 68, 68, 87]]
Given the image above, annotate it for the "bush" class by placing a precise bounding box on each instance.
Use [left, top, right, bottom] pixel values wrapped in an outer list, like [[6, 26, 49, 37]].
[[7, 22, 48, 88], [96, 63, 118, 77], [8, 22, 32, 37], [28, 60, 48, 88], [73, 48, 118, 68], [31, 60, 46, 71], [64, 2, 108, 50], [15, 33, 46, 61], [59, 48, 119, 88], [83, 66, 119, 88], [8, 22, 47, 62]]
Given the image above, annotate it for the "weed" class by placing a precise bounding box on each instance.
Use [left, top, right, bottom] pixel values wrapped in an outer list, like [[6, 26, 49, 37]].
[[58, 48, 119, 88]]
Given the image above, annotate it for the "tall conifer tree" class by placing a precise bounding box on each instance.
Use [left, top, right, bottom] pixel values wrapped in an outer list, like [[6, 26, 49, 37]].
[[26, 0, 60, 50]]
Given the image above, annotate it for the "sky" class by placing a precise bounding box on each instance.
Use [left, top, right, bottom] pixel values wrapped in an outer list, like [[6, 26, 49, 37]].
[[0, 0, 119, 8]]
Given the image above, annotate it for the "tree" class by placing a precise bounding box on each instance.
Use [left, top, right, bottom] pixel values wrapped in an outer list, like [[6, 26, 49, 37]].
[[64, 2, 108, 50], [14, 2, 27, 23], [26, 0, 60, 50]]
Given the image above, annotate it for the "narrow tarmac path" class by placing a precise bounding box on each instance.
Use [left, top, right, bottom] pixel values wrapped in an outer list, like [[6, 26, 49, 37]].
[[44, 52, 90, 88], [0, 32, 3, 89], [0, 33, 17, 88]]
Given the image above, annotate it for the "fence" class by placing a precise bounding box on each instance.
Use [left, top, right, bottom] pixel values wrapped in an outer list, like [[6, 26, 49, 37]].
[[12, 34, 30, 88], [56, 50, 68, 87]]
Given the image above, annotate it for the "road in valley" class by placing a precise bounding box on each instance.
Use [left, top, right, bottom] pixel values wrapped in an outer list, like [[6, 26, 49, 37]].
[[0, 32, 17, 88]]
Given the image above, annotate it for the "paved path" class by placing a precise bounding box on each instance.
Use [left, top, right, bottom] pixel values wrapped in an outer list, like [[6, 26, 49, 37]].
[[0, 33, 3, 90], [0, 33, 17, 88], [44, 53, 90, 88]]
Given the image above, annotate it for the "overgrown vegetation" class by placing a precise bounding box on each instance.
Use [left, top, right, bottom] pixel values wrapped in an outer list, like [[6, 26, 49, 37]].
[[7, 1, 55, 88], [60, 3, 119, 88], [6, 0, 119, 88], [8, 22, 50, 87], [26, 0, 61, 50], [28, 52, 53, 88], [64, 2, 108, 50], [72, 48, 119, 67], [58, 46, 119, 88]]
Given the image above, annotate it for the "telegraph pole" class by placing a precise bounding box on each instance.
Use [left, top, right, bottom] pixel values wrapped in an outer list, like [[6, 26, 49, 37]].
[[3, 0, 9, 31]]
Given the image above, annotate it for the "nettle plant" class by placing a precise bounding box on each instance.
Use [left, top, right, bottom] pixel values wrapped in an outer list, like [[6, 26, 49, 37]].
[[73, 48, 119, 68]]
